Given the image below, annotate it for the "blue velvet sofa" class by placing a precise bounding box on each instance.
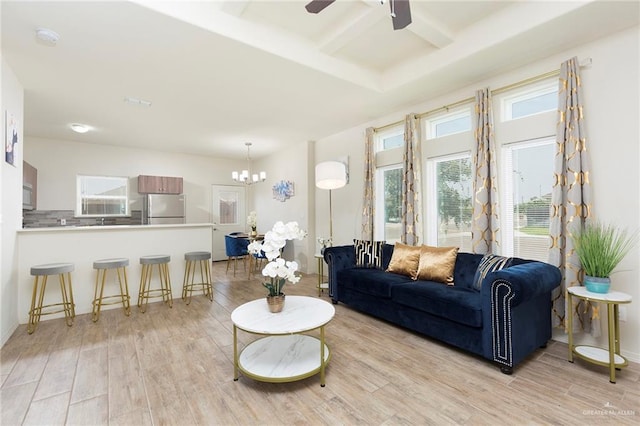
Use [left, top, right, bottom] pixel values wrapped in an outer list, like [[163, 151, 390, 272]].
[[324, 244, 562, 374]]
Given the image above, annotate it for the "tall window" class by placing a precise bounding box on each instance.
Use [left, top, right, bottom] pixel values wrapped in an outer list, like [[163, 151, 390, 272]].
[[502, 138, 555, 261], [426, 154, 472, 251], [375, 165, 402, 243], [76, 175, 129, 217]]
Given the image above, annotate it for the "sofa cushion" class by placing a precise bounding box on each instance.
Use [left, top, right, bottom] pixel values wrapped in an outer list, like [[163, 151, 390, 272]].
[[453, 252, 484, 290], [392, 281, 483, 328], [472, 254, 513, 290], [386, 243, 421, 279], [354, 239, 385, 269], [338, 268, 412, 298], [416, 245, 459, 285]]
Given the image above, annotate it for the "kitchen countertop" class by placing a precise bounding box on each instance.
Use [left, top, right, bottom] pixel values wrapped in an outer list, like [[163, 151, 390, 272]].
[[18, 223, 213, 233], [16, 223, 214, 323]]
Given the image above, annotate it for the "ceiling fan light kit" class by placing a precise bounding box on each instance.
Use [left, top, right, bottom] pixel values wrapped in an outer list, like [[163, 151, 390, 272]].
[[305, 0, 411, 30]]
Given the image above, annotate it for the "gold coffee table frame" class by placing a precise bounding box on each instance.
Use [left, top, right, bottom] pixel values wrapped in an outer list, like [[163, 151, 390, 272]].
[[232, 296, 335, 387], [567, 286, 632, 383]]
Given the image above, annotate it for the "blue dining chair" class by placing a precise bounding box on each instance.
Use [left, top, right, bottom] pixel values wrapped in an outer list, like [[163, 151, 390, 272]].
[[225, 234, 249, 276], [248, 249, 267, 280]]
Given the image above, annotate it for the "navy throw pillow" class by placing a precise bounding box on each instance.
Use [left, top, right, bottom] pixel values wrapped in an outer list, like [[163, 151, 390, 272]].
[[472, 254, 513, 291], [354, 239, 385, 269]]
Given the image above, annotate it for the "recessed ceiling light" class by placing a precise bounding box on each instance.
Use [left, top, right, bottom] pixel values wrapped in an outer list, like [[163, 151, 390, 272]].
[[35, 28, 59, 46], [70, 123, 90, 134]]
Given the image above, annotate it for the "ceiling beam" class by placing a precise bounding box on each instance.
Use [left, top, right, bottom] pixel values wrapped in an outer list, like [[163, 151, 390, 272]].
[[220, 1, 251, 17], [317, 5, 388, 55], [132, 0, 383, 91], [407, 11, 453, 49], [381, 0, 597, 91]]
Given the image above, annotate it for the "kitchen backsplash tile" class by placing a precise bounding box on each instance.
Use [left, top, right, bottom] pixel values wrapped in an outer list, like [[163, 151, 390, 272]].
[[23, 210, 142, 228]]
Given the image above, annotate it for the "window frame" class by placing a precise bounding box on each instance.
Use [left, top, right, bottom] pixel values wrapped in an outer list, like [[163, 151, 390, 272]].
[[375, 126, 404, 152], [501, 137, 556, 259], [425, 151, 473, 247], [75, 175, 130, 218], [500, 79, 558, 122], [374, 163, 403, 243], [424, 106, 472, 140]]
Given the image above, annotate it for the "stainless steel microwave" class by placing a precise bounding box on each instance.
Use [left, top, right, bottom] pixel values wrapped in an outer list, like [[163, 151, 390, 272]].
[[23, 183, 34, 210]]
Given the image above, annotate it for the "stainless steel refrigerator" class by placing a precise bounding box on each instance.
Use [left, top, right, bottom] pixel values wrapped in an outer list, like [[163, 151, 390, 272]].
[[143, 194, 186, 224]]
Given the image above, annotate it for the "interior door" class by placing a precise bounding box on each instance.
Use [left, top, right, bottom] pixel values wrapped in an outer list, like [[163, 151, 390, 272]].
[[211, 185, 246, 261]]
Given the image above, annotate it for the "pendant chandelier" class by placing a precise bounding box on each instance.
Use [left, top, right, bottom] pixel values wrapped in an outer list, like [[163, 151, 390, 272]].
[[232, 142, 266, 185]]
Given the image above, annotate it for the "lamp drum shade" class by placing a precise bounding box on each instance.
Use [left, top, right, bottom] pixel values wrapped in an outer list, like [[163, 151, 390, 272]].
[[316, 161, 347, 190]]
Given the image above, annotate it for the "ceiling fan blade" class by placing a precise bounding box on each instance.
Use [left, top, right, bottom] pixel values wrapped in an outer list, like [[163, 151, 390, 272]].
[[305, 0, 336, 14], [391, 0, 412, 30]]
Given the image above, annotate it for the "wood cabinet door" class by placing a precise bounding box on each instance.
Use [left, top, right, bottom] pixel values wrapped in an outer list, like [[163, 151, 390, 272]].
[[138, 175, 161, 193], [163, 177, 183, 194], [138, 175, 183, 194]]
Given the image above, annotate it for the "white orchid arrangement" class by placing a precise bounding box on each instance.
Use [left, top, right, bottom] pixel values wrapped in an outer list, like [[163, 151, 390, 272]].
[[317, 237, 331, 253], [247, 211, 258, 231], [248, 221, 307, 297]]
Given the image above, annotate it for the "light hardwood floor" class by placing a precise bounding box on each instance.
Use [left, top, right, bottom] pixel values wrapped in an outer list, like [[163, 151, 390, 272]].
[[1, 260, 638, 425]]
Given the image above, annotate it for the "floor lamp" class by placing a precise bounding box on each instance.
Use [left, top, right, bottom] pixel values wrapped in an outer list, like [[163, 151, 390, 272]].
[[315, 161, 347, 245]]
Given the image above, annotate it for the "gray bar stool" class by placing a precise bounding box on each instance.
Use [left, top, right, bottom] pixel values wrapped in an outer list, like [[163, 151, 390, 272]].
[[182, 251, 213, 304], [137, 255, 172, 313], [92, 258, 131, 322], [28, 263, 75, 334]]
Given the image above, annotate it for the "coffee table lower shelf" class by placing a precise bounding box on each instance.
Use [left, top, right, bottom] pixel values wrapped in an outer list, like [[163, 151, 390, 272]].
[[237, 334, 331, 383]]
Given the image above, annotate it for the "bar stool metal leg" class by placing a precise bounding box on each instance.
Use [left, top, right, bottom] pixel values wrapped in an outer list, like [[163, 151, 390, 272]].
[[28, 263, 75, 334], [138, 255, 172, 313], [92, 258, 131, 322], [182, 252, 213, 305]]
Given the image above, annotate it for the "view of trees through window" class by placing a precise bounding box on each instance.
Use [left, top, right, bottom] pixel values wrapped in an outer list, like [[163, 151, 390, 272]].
[[435, 156, 472, 251], [382, 167, 402, 243]]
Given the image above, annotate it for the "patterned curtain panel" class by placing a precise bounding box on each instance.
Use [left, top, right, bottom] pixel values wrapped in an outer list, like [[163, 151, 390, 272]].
[[471, 88, 501, 254], [549, 57, 598, 336], [401, 114, 422, 245], [361, 127, 375, 240]]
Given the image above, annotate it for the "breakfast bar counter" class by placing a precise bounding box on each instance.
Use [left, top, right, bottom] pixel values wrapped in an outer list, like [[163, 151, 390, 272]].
[[16, 223, 213, 323]]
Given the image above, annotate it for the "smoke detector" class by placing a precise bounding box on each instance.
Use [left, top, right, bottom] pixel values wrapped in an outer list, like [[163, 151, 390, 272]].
[[35, 28, 59, 46]]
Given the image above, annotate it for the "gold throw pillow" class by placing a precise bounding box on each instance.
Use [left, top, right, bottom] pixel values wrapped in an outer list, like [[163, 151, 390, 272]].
[[415, 245, 459, 285], [386, 243, 422, 279]]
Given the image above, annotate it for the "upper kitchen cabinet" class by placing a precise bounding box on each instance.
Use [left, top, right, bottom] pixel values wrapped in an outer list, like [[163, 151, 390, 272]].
[[23, 161, 37, 210], [137, 175, 183, 194]]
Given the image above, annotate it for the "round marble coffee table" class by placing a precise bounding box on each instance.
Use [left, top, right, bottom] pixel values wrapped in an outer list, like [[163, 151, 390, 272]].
[[231, 295, 335, 386]]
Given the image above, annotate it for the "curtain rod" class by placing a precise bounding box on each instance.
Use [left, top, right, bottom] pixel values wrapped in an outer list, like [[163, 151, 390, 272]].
[[373, 58, 592, 134]]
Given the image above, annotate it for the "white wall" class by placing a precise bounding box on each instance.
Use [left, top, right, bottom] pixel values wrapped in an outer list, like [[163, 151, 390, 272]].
[[250, 140, 315, 273], [314, 26, 640, 362], [25, 137, 247, 224], [1, 58, 25, 345]]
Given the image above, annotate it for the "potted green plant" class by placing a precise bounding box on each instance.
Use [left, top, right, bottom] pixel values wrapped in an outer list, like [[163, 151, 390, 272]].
[[571, 222, 638, 293]]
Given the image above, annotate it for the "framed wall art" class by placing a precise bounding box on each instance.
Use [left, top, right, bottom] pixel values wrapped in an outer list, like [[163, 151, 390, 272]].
[[5, 111, 18, 166], [272, 180, 294, 202]]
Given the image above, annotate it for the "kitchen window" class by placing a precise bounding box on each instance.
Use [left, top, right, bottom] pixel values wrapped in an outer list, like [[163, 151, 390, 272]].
[[76, 175, 130, 217]]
